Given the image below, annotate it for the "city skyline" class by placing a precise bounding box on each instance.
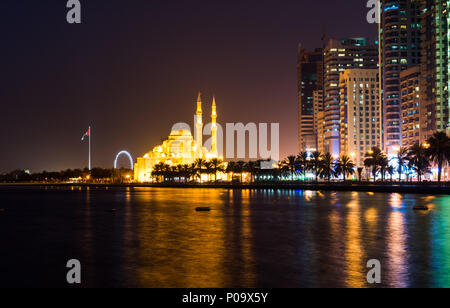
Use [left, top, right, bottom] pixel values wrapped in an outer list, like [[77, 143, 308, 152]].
[[0, 0, 376, 172], [296, 0, 449, 181]]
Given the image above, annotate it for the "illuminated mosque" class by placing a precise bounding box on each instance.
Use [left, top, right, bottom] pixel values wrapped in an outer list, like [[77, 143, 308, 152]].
[[134, 93, 219, 182]]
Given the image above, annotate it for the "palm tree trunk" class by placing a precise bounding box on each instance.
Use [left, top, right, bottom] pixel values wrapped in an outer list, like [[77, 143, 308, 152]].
[[438, 160, 442, 183]]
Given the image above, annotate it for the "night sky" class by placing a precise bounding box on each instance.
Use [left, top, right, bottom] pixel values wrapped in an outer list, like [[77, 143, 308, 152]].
[[1, 0, 375, 172]]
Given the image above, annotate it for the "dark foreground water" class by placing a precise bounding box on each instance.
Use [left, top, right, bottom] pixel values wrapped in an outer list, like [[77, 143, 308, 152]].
[[0, 186, 449, 288]]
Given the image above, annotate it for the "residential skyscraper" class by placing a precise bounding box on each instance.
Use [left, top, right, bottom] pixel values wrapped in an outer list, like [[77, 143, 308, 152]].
[[324, 38, 378, 157], [317, 110, 325, 155], [420, 0, 450, 141], [400, 66, 421, 148], [297, 45, 323, 153], [313, 90, 325, 153], [313, 90, 324, 134], [380, 0, 422, 154], [339, 69, 381, 167]]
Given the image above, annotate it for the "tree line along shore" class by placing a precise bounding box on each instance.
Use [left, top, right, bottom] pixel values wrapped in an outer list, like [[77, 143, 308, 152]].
[[1, 132, 449, 188]]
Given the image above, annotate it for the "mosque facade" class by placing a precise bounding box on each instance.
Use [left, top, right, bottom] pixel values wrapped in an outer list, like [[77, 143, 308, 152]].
[[134, 93, 219, 182]]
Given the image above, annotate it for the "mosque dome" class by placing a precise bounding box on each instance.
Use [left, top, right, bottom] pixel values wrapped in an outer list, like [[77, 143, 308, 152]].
[[169, 123, 193, 137], [169, 129, 193, 137]]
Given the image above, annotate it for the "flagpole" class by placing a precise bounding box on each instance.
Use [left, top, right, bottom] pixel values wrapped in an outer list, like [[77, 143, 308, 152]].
[[89, 126, 91, 171]]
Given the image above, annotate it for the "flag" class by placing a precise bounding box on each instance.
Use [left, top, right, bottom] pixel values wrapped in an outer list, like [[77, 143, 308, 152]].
[[81, 128, 90, 141]]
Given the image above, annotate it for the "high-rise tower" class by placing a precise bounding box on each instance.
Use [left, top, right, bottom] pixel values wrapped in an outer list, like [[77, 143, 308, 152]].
[[420, 0, 450, 140], [324, 38, 378, 157], [339, 69, 381, 167], [297, 45, 323, 153], [380, 0, 422, 154], [400, 66, 421, 148]]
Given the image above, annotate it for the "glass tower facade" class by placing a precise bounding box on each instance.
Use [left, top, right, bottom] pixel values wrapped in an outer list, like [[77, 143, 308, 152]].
[[380, 0, 422, 154], [420, 0, 450, 141], [297, 46, 323, 153]]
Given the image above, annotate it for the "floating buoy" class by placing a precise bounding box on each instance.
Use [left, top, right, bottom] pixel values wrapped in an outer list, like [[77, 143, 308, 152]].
[[413, 205, 429, 211], [196, 207, 211, 212]]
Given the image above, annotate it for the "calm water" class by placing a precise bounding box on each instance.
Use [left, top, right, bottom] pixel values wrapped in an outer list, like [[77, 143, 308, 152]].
[[0, 186, 449, 288]]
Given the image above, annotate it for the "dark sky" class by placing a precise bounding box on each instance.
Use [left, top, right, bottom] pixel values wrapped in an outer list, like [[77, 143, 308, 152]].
[[0, 0, 376, 172]]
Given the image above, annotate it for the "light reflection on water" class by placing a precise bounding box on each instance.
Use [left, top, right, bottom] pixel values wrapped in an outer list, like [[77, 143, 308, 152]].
[[0, 187, 449, 288]]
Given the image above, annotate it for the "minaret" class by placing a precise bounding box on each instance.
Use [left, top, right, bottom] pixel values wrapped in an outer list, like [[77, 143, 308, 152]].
[[195, 92, 203, 158], [211, 96, 218, 156]]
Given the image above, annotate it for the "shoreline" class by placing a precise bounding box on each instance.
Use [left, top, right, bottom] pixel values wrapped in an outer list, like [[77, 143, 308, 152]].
[[1, 182, 449, 195]]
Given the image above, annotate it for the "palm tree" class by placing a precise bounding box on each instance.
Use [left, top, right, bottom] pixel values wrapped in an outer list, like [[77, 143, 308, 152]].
[[151, 163, 164, 183], [168, 166, 177, 182], [319, 153, 334, 182], [204, 161, 215, 182], [387, 165, 395, 182], [245, 161, 259, 183], [364, 147, 385, 181], [226, 161, 237, 181], [152, 162, 170, 183], [408, 143, 431, 182], [236, 161, 246, 182], [427, 131, 450, 182], [379, 156, 390, 182], [396, 146, 409, 181], [182, 164, 193, 183], [209, 158, 225, 182], [277, 161, 289, 181], [188, 163, 198, 182], [309, 151, 324, 182], [297, 152, 309, 179], [285, 155, 298, 180], [357, 167, 364, 182], [176, 165, 185, 183], [335, 155, 355, 181], [194, 158, 206, 182]]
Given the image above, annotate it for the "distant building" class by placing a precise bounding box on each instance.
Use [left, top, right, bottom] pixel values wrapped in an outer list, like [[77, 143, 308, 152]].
[[297, 45, 323, 153], [339, 69, 381, 168], [324, 38, 378, 157], [400, 66, 421, 148], [380, 0, 422, 154], [420, 0, 450, 140]]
